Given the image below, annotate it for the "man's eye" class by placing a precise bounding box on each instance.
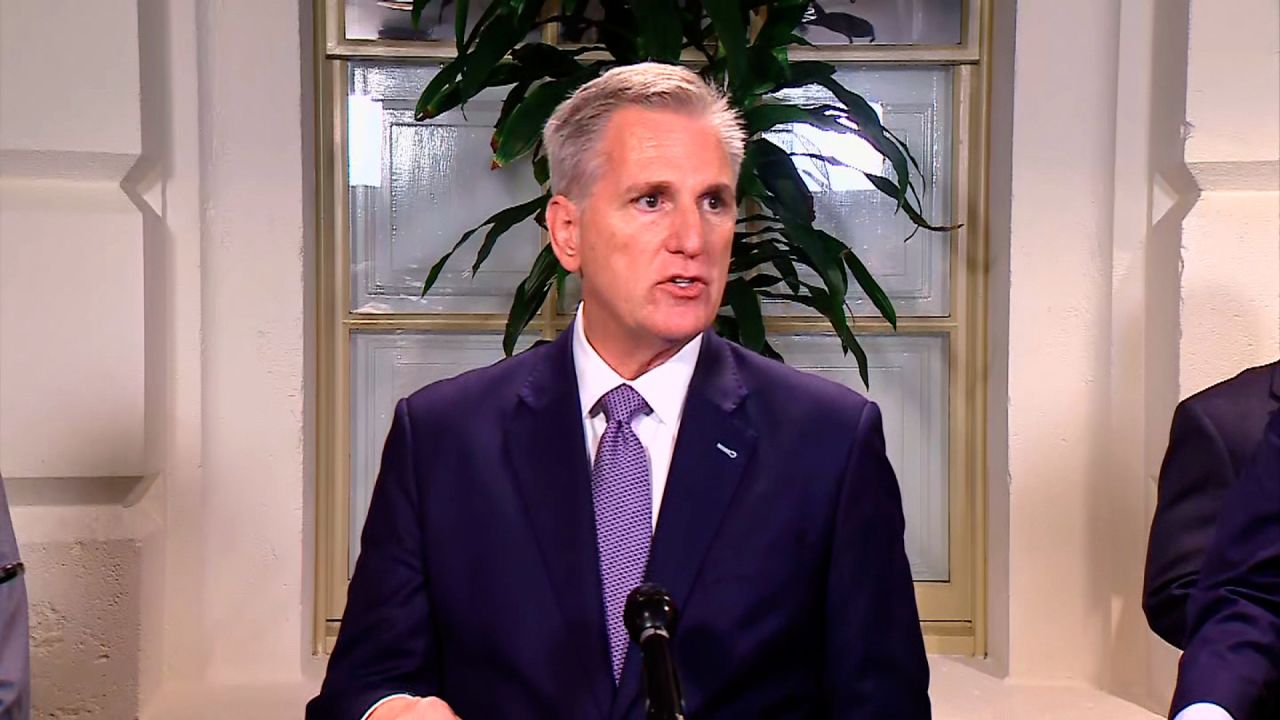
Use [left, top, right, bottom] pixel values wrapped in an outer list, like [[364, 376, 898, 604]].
[[704, 194, 728, 211], [636, 194, 660, 209]]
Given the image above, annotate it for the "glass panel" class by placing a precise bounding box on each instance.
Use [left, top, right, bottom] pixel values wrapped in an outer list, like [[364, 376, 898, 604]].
[[344, 0, 538, 42], [349, 63, 545, 314], [770, 333, 949, 581], [764, 65, 953, 317], [349, 331, 537, 571], [799, 0, 963, 45]]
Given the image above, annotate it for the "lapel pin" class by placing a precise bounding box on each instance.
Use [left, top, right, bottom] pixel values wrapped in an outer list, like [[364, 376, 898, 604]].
[[716, 442, 738, 459]]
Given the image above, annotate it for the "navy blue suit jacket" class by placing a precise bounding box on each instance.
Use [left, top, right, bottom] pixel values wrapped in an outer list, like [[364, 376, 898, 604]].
[[1171, 406, 1280, 720], [307, 329, 930, 720], [1144, 362, 1280, 648]]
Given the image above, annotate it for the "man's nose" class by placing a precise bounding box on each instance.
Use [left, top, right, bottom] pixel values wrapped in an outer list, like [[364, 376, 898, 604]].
[[666, 201, 705, 256]]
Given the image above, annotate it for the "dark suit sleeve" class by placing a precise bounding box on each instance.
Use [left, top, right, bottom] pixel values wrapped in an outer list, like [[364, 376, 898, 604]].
[[308, 399, 440, 720], [822, 401, 931, 719], [1144, 401, 1236, 649], [1171, 409, 1280, 720], [0, 478, 31, 720]]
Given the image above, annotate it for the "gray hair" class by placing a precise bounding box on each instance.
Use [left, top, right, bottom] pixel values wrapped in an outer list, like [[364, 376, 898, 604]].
[[541, 62, 747, 200]]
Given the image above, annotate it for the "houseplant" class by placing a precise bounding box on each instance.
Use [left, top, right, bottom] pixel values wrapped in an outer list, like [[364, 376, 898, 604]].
[[410, 0, 952, 384]]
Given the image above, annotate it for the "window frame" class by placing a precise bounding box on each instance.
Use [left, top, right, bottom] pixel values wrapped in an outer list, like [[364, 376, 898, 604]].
[[313, 0, 992, 656]]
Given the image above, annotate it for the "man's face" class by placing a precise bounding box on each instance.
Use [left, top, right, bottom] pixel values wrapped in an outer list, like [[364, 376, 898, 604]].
[[547, 106, 737, 367]]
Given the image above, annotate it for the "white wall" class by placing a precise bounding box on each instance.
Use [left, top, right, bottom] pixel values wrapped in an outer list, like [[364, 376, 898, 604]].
[[997, 0, 1278, 713], [0, 0, 1275, 717]]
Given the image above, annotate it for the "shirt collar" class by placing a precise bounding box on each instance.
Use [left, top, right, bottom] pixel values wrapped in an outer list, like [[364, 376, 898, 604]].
[[571, 303, 702, 427]]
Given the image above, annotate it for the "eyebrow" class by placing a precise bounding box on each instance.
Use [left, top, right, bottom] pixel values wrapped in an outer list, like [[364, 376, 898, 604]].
[[621, 181, 735, 198]]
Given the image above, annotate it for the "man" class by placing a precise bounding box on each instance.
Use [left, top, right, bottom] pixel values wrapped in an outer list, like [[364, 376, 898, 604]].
[[1144, 361, 1280, 648], [308, 63, 929, 720], [0, 475, 30, 720], [1170, 407, 1280, 720]]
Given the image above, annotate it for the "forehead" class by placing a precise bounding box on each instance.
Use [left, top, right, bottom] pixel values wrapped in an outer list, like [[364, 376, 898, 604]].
[[597, 106, 731, 172]]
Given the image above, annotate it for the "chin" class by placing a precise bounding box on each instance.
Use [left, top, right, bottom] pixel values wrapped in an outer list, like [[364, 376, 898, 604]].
[[648, 313, 714, 346]]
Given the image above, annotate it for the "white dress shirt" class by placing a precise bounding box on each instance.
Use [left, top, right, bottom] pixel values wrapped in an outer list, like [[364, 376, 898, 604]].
[[1174, 703, 1233, 720], [572, 303, 702, 530], [361, 304, 701, 720]]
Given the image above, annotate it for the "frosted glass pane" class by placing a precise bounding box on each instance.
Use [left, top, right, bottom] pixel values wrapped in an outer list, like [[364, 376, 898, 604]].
[[344, 0, 537, 43], [771, 333, 949, 581], [766, 66, 953, 317], [800, 0, 963, 45], [349, 63, 544, 314], [349, 331, 536, 571]]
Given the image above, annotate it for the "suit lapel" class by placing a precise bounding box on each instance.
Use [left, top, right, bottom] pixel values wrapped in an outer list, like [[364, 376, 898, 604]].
[[507, 330, 613, 718], [1270, 362, 1280, 403], [612, 333, 758, 719]]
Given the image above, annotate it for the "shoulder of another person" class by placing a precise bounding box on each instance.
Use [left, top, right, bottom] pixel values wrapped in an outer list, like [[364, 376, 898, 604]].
[[1184, 362, 1278, 419]]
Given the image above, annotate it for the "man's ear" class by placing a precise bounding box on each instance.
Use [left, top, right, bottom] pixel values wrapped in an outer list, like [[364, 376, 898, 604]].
[[546, 194, 582, 274]]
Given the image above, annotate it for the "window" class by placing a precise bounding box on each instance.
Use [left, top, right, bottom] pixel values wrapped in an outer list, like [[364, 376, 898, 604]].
[[315, 0, 990, 656]]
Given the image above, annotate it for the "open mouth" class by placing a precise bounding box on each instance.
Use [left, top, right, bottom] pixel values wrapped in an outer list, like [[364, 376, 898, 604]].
[[662, 276, 706, 298]]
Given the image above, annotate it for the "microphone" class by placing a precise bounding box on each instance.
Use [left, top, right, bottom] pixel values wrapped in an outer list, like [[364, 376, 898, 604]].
[[624, 583, 686, 720]]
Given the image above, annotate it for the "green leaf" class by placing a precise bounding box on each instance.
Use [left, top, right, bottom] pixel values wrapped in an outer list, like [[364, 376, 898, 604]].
[[471, 192, 551, 274], [772, 253, 802, 293], [493, 79, 533, 150], [511, 43, 589, 79], [680, 0, 715, 62], [597, 0, 641, 62], [780, 223, 847, 301], [455, 0, 469, 47], [864, 174, 958, 233], [747, 138, 815, 223], [772, 60, 835, 91], [460, 0, 544, 101], [713, 312, 741, 344], [533, 149, 550, 187], [746, 272, 786, 289], [460, 12, 518, 100], [494, 75, 592, 166], [422, 193, 548, 297], [412, 0, 430, 28], [743, 102, 850, 135], [634, 0, 684, 60], [739, 45, 792, 99], [759, 285, 870, 386], [705, 0, 748, 96], [751, 0, 811, 50], [787, 32, 817, 47], [758, 337, 784, 361], [504, 244, 560, 355], [886, 127, 925, 182], [421, 221, 488, 297], [842, 248, 896, 328], [722, 277, 766, 351], [416, 61, 463, 121], [815, 76, 910, 206]]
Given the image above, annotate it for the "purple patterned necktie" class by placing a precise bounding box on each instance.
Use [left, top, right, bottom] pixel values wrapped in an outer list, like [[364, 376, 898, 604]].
[[591, 383, 653, 682]]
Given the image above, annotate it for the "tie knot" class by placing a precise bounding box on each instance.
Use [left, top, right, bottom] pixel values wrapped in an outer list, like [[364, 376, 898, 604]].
[[599, 384, 650, 425]]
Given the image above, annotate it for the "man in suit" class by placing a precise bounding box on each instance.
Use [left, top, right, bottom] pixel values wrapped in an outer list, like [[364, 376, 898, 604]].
[[1144, 360, 1280, 648], [1169, 407, 1280, 720], [308, 62, 930, 720]]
